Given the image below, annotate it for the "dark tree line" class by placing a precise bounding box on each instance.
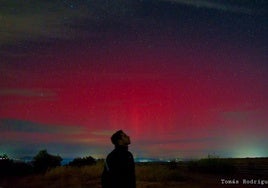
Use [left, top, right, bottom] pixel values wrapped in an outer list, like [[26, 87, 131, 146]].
[[0, 150, 97, 177], [68, 156, 96, 167], [32, 150, 62, 173], [0, 154, 33, 177]]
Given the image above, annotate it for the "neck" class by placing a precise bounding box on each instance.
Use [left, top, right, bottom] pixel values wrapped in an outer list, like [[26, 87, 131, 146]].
[[115, 145, 128, 150]]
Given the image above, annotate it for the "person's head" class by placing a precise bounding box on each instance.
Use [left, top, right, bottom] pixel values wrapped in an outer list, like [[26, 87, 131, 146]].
[[111, 130, 131, 147]]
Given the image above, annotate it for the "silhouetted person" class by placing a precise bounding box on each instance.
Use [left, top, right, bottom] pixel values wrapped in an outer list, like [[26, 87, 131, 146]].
[[101, 130, 136, 188]]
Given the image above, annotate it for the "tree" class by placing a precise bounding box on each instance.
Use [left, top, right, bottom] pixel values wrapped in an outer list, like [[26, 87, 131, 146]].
[[33, 150, 62, 173], [0, 154, 13, 176], [0, 154, 9, 160], [0, 154, 33, 176], [68, 156, 96, 167]]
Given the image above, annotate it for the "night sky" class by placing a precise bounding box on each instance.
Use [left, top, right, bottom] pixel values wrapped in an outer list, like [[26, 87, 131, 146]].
[[1, 0, 267, 159]]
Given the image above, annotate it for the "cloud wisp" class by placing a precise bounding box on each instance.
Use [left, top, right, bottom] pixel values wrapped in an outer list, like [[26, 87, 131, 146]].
[[0, 88, 56, 98], [163, 0, 256, 14], [0, 119, 84, 134]]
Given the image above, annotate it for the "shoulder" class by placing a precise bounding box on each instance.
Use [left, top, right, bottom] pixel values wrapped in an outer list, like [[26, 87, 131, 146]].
[[126, 151, 134, 157], [107, 148, 133, 160], [124, 151, 134, 162], [107, 149, 117, 159]]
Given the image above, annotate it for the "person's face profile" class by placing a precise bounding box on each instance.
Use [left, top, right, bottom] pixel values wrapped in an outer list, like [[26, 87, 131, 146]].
[[119, 132, 131, 146]]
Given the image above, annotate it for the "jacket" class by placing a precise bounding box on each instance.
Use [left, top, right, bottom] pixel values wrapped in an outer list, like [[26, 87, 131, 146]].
[[101, 146, 136, 188]]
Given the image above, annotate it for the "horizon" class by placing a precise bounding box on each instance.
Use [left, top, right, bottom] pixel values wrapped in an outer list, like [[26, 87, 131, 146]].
[[1, 0, 267, 159], [3, 152, 268, 163]]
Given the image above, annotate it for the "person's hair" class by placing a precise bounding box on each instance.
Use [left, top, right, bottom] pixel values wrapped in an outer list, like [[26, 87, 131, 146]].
[[111, 130, 124, 146]]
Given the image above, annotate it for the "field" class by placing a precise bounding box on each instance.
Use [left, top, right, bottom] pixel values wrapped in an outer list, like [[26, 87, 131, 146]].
[[0, 158, 267, 188]]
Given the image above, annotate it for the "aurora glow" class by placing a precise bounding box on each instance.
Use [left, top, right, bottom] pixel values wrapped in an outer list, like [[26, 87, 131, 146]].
[[0, 0, 267, 159]]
